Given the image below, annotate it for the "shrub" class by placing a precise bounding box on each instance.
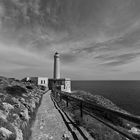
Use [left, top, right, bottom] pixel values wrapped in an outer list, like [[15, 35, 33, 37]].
[[39, 86, 46, 91], [5, 86, 27, 96], [26, 86, 33, 90]]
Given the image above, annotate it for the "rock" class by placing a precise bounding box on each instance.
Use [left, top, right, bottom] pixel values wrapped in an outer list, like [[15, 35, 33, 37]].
[[40, 126, 43, 129], [12, 125, 23, 140], [34, 97, 40, 104], [0, 93, 6, 100], [11, 97, 19, 104], [3, 102, 14, 111], [0, 127, 13, 140], [18, 98, 25, 104], [0, 110, 7, 121], [29, 99, 36, 109], [12, 114, 22, 128], [22, 94, 28, 98], [61, 133, 70, 140], [129, 127, 140, 135], [19, 108, 30, 121], [0, 76, 43, 140]]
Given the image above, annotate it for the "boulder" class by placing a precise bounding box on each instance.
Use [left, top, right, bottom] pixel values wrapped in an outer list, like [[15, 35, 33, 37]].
[[12, 125, 23, 140], [18, 98, 25, 104], [129, 127, 140, 135], [2, 102, 14, 111], [0, 110, 7, 121], [0, 93, 6, 101], [61, 133, 70, 140], [22, 94, 28, 98], [10, 97, 20, 107], [33, 97, 40, 104], [29, 99, 36, 109], [0, 127, 13, 140], [12, 114, 21, 128], [19, 108, 30, 121]]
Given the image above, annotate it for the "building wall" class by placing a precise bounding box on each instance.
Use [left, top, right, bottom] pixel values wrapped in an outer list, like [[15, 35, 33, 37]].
[[38, 77, 48, 87], [48, 78, 71, 92], [61, 80, 71, 92], [24, 77, 48, 87]]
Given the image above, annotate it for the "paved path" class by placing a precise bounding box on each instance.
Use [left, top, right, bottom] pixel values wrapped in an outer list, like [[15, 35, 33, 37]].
[[30, 90, 72, 140], [30, 90, 93, 140]]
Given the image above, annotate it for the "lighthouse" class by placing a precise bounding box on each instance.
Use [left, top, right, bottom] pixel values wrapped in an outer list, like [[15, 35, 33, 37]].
[[48, 52, 71, 92], [53, 52, 60, 79]]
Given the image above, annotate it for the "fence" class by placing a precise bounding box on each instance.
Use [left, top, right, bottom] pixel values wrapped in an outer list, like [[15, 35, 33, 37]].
[[52, 89, 140, 140]]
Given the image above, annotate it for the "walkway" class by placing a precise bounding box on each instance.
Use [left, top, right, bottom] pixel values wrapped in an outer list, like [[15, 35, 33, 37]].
[[30, 90, 72, 140], [30, 90, 93, 140]]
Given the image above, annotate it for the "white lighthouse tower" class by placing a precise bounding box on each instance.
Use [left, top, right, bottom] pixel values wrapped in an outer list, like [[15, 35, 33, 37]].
[[53, 52, 60, 79], [48, 52, 71, 92]]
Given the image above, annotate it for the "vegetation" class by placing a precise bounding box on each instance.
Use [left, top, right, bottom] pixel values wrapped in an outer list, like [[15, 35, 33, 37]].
[[56, 90, 137, 140], [5, 85, 27, 96], [0, 76, 45, 140]]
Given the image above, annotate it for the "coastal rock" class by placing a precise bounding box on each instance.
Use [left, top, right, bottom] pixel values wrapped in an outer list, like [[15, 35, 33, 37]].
[[2, 102, 14, 114], [11, 97, 19, 105], [0, 77, 43, 140], [19, 108, 30, 121], [129, 127, 140, 135], [0, 127, 13, 140], [12, 114, 21, 128], [0, 93, 6, 101], [34, 97, 40, 104], [61, 133, 70, 140], [29, 99, 36, 109], [22, 94, 28, 98], [13, 125, 23, 140], [18, 98, 25, 104], [0, 110, 7, 121]]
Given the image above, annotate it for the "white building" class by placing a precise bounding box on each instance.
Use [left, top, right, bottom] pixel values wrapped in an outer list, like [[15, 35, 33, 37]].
[[24, 77, 48, 87], [48, 78, 71, 93]]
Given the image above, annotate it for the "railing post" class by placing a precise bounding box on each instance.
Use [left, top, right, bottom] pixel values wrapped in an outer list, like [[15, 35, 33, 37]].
[[66, 97, 68, 107], [80, 102, 83, 118], [55, 91, 57, 99], [59, 93, 62, 102]]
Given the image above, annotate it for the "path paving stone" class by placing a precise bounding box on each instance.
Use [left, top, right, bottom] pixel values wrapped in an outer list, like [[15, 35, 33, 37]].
[[30, 90, 72, 140]]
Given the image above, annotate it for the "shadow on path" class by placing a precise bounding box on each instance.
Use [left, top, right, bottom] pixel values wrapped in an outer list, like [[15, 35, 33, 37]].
[[51, 94, 88, 140]]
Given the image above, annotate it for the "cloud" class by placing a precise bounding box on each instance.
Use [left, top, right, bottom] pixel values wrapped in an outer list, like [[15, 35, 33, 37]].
[[98, 52, 140, 66], [1, 0, 140, 79], [61, 53, 79, 64], [0, 42, 52, 71]]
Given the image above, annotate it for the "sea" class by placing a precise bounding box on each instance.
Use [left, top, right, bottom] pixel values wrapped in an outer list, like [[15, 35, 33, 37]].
[[72, 81, 140, 116]]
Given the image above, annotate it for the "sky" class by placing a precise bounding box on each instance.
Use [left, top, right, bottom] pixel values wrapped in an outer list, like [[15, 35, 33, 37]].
[[0, 0, 140, 80]]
